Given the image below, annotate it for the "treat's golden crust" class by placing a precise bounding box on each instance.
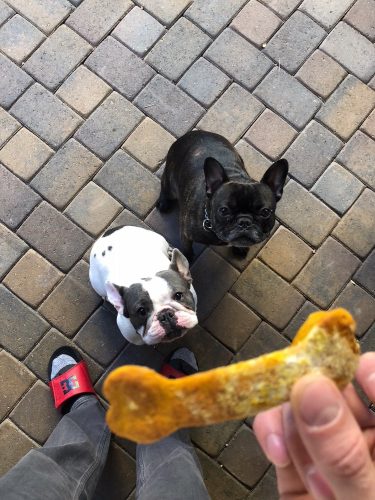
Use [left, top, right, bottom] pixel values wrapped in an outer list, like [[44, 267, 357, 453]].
[[104, 309, 360, 444]]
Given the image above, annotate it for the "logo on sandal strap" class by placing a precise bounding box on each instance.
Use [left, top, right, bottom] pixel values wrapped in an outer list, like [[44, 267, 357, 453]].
[[60, 375, 80, 394]]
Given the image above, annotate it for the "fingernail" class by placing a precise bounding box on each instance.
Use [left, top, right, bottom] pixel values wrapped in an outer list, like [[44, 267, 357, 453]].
[[265, 433, 290, 467], [305, 466, 334, 499], [298, 379, 340, 427]]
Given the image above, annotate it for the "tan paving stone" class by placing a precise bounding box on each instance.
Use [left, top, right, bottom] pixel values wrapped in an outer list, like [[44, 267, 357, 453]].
[[5, 0, 71, 34], [361, 110, 375, 140], [0, 420, 37, 476], [337, 131, 375, 189], [0, 223, 28, 279], [3, 249, 63, 307], [294, 237, 360, 308], [261, 0, 301, 18], [300, 0, 356, 29], [345, 0, 375, 41], [0, 107, 20, 147], [137, 0, 191, 25], [235, 139, 272, 181]]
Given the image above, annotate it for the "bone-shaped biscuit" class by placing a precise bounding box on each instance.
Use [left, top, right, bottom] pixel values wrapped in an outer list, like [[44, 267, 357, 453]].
[[104, 309, 360, 444]]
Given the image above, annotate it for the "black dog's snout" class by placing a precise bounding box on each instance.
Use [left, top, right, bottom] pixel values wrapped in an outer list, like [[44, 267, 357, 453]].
[[158, 309, 175, 325], [238, 217, 252, 229]]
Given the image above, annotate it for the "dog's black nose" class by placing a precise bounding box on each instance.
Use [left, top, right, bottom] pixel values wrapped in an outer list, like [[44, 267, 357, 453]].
[[238, 217, 252, 229], [158, 309, 175, 325]]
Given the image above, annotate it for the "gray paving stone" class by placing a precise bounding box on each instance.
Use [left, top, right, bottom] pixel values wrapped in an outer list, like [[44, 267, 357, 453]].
[[254, 68, 321, 129], [112, 6, 165, 56], [31, 139, 102, 209], [10, 83, 82, 148], [283, 301, 319, 340], [17, 201, 92, 272], [265, 11, 326, 73], [321, 22, 375, 82], [0, 420, 36, 476], [0, 223, 27, 279], [191, 420, 242, 457], [136, 0, 191, 25], [235, 321, 289, 363], [134, 75, 204, 137], [0, 0, 14, 25], [312, 162, 363, 214], [0, 108, 20, 147], [261, 0, 301, 18], [66, 0, 132, 45], [146, 18, 210, 82], [0, 284, 49, 359], [75, 92, 143, 159], [284, 120, 343, 187], [95, 150, 160, 217], [186, 0, 247, 36], [337, 131, 375, 189], [345, 0, 375, 41], [300, 0, 356, 29], [178, 58, 230, 107], [248, 466, 278, 500], [355, 250, 375, 295], [198, 83, 264, 143], [24, 25, 91, 91], [85, 37, 154, 100], [205, 28, 273, 91], [0, 164, 41, 229], [0, 14, 45, 64], [0, 53, 33, 109], [6, 0, 71, 34]]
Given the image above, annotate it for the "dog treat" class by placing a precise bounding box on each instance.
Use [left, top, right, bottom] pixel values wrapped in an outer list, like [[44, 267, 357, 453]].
[[104, 309, 360, 444]]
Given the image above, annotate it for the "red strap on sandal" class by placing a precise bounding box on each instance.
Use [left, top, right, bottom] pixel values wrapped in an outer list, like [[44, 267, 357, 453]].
[[49, 361, 96, 409], [161, 363, 185, 379]]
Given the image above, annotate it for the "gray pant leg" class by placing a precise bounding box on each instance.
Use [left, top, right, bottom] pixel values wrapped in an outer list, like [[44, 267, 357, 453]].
[[0, 396, 110, 500], [136, 430, 210, 500]]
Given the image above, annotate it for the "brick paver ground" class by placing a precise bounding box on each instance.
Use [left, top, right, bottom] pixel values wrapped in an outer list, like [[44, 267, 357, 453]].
[[0, 1, 374, 498]]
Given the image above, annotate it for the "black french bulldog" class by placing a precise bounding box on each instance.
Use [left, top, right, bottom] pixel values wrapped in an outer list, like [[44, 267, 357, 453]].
[[157, 130, 288, 260]]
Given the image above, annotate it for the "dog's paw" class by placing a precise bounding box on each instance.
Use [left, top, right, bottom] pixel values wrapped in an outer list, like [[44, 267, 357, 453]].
[[232, 246, 249, 259]]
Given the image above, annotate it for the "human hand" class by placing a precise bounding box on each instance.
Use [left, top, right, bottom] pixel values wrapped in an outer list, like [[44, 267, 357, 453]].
[[253, 352, 375, 499]]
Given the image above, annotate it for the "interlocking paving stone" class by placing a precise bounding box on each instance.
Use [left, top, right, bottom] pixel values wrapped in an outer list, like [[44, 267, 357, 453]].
[[276, 180, 339, 246], [112, 6, 165, 56], [204, 293, 261, 351], [0, 351, 35, 420], [332, 282, 375, 337], [0, 14, 45, 64], [0, 164, 41, 229], [206, 29, 273, 91], [134, 75, 204, 137], [300, 0, 356, 29], [232, 259, 304, 329], [123, 118, 175, 172], [178, 57, 230, 108], [75, 92, 143, 159], [0, 0, 14, 25], [86, 37, 155, 100], [0, 420, 36, 476], [345, 0, 375, 41], [361, 110, 375, 140], [361, 324, 375, 352], [337, 131, 375, 189], [146, 18, 210, 82], [312, 162, 363, 214], [186, 0, 247, 36], [0, 284, 49, 358], [296, 50, 347, 99], [0, 128, 53, 181], [24, 25, 91, 91], [191, 420, 242, 457], [110, 208, 150, 231], [31, 139, 102, 209], [198, 83, 264, 143], [95, 150, 160, 217], [321, 22, 375, 82], [17, 201, 92, 272], [25, 328, 103, 383], [0, 108, 20, 147], [265, 11, 326, 73], [136, 0, 191, 25], [254, 68, 321, 130], [10, 83, 82, 148], [244, 109, 297, 160], [56, 66, 111, 117], [10, 381, 61, 443], [66, 0, 132, 45], [293, 237, 360, 308], [249, 467, 278, 500], [231, 0, 282, 47], [259, 226, 313, 281], [355, 250, 375, 295], [235, 322, 289, 361], [0, 223, 27, 279], [261, 0, 301, 18], [333, 189, 375, 258], [0, 53, 33, 109], [218, 425, 270, 487], [6, 0, 71, 34], [316, 75, 375, 141], [284, 120, 343, 188], [197, 449, 249, 500], [3, 249, 62, 307], [283, 301, 319, 340], [75, 306, 127, 366]]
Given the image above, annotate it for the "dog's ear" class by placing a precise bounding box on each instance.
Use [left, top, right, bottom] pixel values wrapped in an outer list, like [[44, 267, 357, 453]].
[[204, 157, 229, 197], [105, 282, 129, 317], [170, 248, 192, 284], [261, 159, 288, 202]]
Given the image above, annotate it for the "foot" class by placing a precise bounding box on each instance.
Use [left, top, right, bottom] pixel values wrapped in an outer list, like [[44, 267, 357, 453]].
[[161, 347, 198, 379], [232, 246, 249, 259]]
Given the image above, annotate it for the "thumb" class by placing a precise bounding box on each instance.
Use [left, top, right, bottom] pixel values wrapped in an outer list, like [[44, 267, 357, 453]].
[[291, 375, 375, 500]]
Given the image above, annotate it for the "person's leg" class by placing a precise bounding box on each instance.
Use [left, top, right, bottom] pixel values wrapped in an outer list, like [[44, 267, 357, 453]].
[[136, 348, 210, 500], [0, 348, 111, 500]]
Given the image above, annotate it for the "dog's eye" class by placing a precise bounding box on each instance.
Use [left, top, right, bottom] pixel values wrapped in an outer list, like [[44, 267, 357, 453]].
[[174, 292, 183, 301], [219, 207, 229, 215], [259, 208, 272, 218], [137, 307, 146, 316]]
